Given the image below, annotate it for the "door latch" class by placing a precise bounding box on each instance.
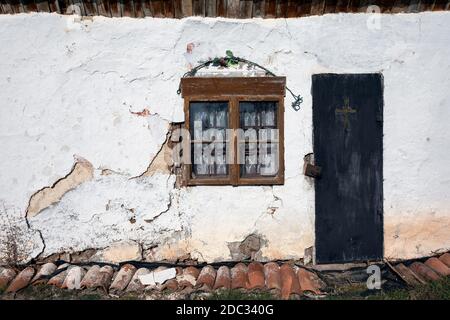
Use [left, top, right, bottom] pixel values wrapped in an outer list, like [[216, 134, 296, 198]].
[[304, 163, 322, 178], [303, 153, 322, 178]]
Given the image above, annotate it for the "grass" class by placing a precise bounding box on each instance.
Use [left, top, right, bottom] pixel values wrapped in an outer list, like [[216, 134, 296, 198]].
[[373, 276, 450, 300], [207, 289, 277, 300], [78, 293, 103, 300], [118, 292, 144, 300], [1, 284, 108, 300], [327, 276, 450, 300]]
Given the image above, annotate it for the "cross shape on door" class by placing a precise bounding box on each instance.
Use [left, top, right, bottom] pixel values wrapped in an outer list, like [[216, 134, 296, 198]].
[[335, 98, 356, 130]]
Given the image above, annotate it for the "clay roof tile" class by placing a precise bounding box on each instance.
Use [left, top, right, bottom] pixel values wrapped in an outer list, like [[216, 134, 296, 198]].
[[424, 257, 450, 276], [264, 262, 281, 291], [79, 265, 114, 290], [62, 266, 86, 290], [5, 267, 35, 293], [0, 268, 17, 291], [394, 263, 425, 286], [110, 264, 137, 292], [160, 278, 179, 291], [231, 263, 248, 289], [47, 269, 69, 288], [297, 267, 324, 295], [177, 266, 200, 289], [408, 262, 441, 282], [184, 266, 200, 279], [96, 266, 114, 290], [31, 263, 57, 285], [247, 262, 265, 290], [213, 266, 231, 290], [279, 264, 301, 299], [439, 252, 450, 267], [195, 265, 216, 291], [126, 267, 150, 292]]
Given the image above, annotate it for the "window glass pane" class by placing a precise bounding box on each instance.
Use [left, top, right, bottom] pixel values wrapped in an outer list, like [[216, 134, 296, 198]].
[[190, 102, 229, 178], [240, 101, 277, 129], [239, 101, 279, 178]]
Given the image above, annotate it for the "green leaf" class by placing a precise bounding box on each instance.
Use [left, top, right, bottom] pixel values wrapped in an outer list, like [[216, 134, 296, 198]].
[[212, 57, 220, 67], [226, 50, 233, 57], [227, 58, 238, 68]]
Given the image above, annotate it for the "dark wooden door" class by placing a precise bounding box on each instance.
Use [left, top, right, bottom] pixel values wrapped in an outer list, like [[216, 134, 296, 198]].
[[313, 73, 383, 264]]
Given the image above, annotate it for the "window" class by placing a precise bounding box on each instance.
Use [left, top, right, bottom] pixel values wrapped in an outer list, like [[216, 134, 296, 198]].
[[180, 77, 285, 186]]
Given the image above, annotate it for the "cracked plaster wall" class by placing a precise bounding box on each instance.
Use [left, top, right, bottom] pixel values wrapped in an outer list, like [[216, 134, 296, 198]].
[[0, 12, 449, 263]]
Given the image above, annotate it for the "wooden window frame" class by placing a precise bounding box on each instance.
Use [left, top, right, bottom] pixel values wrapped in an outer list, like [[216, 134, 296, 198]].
[[181, 77, 285, 186]]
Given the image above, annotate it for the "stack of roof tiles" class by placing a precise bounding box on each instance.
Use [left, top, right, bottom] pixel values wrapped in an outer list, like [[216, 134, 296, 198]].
[[1, 252, 449, 299], [390, 252, 450, 286], [0, 261, 325, 299]]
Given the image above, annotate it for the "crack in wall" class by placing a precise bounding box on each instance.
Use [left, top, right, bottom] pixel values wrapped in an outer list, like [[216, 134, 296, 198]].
[[25, 156, 94, 218], [266, 186, 283, 215], [23, 201, 46, 261], [144, 174, 176, 224], [131, 118, 174, 180], [34, 229, 47, 260]]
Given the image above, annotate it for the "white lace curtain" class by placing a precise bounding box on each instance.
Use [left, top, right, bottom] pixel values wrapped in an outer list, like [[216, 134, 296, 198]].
[[189, 101, 279, 177]]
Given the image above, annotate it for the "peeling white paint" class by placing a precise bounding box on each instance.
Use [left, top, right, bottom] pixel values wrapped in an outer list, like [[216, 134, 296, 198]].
[[0, 12, 449, 263]]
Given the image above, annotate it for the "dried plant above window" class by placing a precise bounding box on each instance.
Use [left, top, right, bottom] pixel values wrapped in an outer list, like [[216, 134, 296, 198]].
[[177, 51, 303, 111]]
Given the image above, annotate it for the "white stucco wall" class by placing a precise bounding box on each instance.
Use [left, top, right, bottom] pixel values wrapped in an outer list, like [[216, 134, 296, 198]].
[[0, 12, 449, 263]]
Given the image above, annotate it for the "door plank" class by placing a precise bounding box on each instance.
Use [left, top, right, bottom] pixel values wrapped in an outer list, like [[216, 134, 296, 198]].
[[240, 0, 253, 18], [205, 0, 216, 16], [276, 0, 288, 17], [181, 0, 193, 16], [298, 0, 312, 16], [192, 0, 204, 15], [252, 0, 264, 17], [227, 0, 239, 17], [264, 0, 276, 17]]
